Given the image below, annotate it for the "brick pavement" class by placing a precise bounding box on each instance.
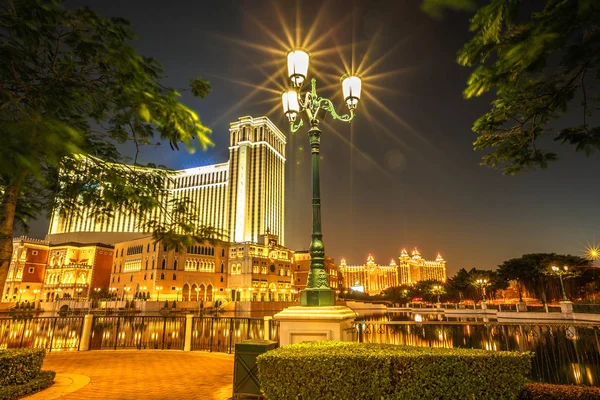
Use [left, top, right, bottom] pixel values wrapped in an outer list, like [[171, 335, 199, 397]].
[[39, 350, 234, 400]]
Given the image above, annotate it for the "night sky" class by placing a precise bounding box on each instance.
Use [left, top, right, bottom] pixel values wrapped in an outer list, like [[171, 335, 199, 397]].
[[23, 0, 600, 275]]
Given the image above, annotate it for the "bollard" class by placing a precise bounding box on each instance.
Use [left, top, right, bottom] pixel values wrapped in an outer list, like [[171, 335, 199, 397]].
[[263, 316, 272, 340], [79, 314, 94, 351], [184, 314, 194, 351]]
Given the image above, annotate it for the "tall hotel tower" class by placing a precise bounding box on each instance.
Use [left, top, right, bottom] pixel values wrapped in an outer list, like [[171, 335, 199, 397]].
[[47, 116, 286, 245]]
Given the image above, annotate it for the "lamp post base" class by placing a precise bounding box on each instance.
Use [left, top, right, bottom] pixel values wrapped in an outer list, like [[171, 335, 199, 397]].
[[300, 288, 336, 307]]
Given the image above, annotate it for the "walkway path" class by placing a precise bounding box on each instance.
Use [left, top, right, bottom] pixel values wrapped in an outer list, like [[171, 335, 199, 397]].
[[28, 351, 234, 400]]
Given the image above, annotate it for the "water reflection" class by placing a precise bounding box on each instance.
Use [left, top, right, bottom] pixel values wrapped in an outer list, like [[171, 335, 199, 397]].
[[355, 313, 600, 386]]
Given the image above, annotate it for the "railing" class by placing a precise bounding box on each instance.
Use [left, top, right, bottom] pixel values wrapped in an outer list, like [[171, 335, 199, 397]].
[[90, 316, 186, 350], [353, 320, 600, 385], [190, 317, 266, 353], [0, 317, 84, 351], [573, 303, 600, 314]]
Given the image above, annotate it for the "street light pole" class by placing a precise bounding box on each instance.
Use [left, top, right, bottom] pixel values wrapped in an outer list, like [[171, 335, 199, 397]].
[[551, 265, 569, 301], [282, 50, 362, 307]]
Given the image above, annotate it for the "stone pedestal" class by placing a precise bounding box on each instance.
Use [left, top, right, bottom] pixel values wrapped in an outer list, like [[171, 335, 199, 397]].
[[516, 302, 527, 312], [79, 314, 93, 351], [560, 301, 573, 315], [481, 302, 487, 310], [274, 306, 357, 347]]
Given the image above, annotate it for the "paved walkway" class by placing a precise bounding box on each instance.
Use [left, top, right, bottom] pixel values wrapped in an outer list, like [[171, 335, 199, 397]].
[[28, 351, 234, 400]]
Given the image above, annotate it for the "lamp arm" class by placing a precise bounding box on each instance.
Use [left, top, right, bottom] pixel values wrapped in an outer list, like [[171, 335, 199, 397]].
[[318, 97, 355, 123], [290, 118, 303, 133]]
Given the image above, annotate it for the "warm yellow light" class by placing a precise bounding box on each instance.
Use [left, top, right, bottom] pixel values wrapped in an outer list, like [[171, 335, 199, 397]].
[[282, 90, 300, 122], [551, 265, 558, 271], [342, 75, 362, 110], [287, 50, 309, 87]]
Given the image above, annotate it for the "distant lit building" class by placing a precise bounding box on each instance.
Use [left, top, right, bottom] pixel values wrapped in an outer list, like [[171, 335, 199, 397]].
[[399, 248, 447, 284], [42, 242, 114, 301], [339, 248, 447, 294], [110, 236, 228, 302], [227, 233, 294, 302], [47, 115, 286, 246], [339, 255, 398, 295], [293, 252, 340, 295], [2, 237, 49, 303]]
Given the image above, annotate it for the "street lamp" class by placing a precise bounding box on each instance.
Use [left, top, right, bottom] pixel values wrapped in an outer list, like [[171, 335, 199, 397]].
[[76, 287, 83, 300], [431, 285, 443, 304], [18, 289, 26, 302], [174, 287, 182, 302], [33, 289, 40, 301], [474, 279, 489, 304], [282, 49, 361, 306], [551, 265, 569, 301], [156, 286, 163, 301]]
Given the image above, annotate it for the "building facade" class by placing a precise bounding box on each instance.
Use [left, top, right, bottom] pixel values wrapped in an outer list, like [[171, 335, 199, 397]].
[[339, 248, 447, 294], [47, 115, 286, 246], [109, 237, 229, 303], [293, 251, 340, 294], [227, 233, 294, 302], [339, 255, 399, 295], [42, 242, 114, 301], [399, 248, 447, 284], [3, 237, 50, 303]]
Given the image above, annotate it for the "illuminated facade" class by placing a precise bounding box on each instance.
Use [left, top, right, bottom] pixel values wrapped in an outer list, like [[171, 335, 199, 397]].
[[399, 248, 447, 284], [41, 242, 114, 301], [339, 255, 399, 295], [227, 233, 294, 302], [2, 237, 49, 303], [47, 115, 286, 245], [110, 236, 228, 302], [339, 249, 447, 294]]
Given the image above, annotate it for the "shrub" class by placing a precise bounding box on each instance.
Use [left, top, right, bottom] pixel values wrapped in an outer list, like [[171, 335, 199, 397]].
[[0, 370, 55, 400], [519, 383, 600, 400], [0, 349, 45, 387], [163, 300, 169, 309], [257, 341, 533, 400]]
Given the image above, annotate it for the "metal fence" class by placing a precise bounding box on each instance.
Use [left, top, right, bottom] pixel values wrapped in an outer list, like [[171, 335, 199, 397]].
[[0, 317, 84, 351], [90, 316, 186, 350], [190, 317, 268, 353]]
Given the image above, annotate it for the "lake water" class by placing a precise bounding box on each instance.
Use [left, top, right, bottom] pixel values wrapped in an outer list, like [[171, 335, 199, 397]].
[[354, 312, 600, 386]]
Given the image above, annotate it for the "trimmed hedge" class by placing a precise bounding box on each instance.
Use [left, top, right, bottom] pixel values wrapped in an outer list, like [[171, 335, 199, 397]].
[[0, 349, 45, 387], [0, 370, 55, 400], [519, 383, 600, 400], [257, 341, 533, 400]]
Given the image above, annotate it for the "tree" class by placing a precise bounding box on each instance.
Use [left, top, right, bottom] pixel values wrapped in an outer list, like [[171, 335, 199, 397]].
[[0, 1, 213, 288], [423, 0, 600, 174], [497, 253, 590, 301]]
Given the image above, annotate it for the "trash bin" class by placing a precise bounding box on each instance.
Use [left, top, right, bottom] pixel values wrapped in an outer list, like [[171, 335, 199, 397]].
[[233, 340, 279, 398]]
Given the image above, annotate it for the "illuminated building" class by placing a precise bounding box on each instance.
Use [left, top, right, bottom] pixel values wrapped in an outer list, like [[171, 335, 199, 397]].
[[47, 115, 286, 245], [293, 251, 340, 294], [2, 237, 49, 303], [339, 255, 399, 295], [41, 242, 114, 301], [399, 248, 447, 284], [227, 233, 294, 302], [339, 249, 447, 294], [109, 236, 228, 302]]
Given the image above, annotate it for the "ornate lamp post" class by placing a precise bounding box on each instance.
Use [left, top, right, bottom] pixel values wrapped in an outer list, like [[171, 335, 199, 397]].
[[156, 286, 163, 302], [282, 50, 362, 306], [33, 289, 40, 301], [551, 265, 569, 301]]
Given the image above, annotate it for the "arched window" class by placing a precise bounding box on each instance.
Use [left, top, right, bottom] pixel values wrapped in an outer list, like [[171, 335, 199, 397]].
[[220, 276, 224, 282], [160, 273, 165, 280], [174, 260, 178, 270], [222, 249, 225, 257], [161, 259, 166, 270], [130, 275, 133, 282], [145, 260, 148, 270], [220, 263, 224, 273], [117, 276, 120, 283], [172, 273, 177, 280]]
